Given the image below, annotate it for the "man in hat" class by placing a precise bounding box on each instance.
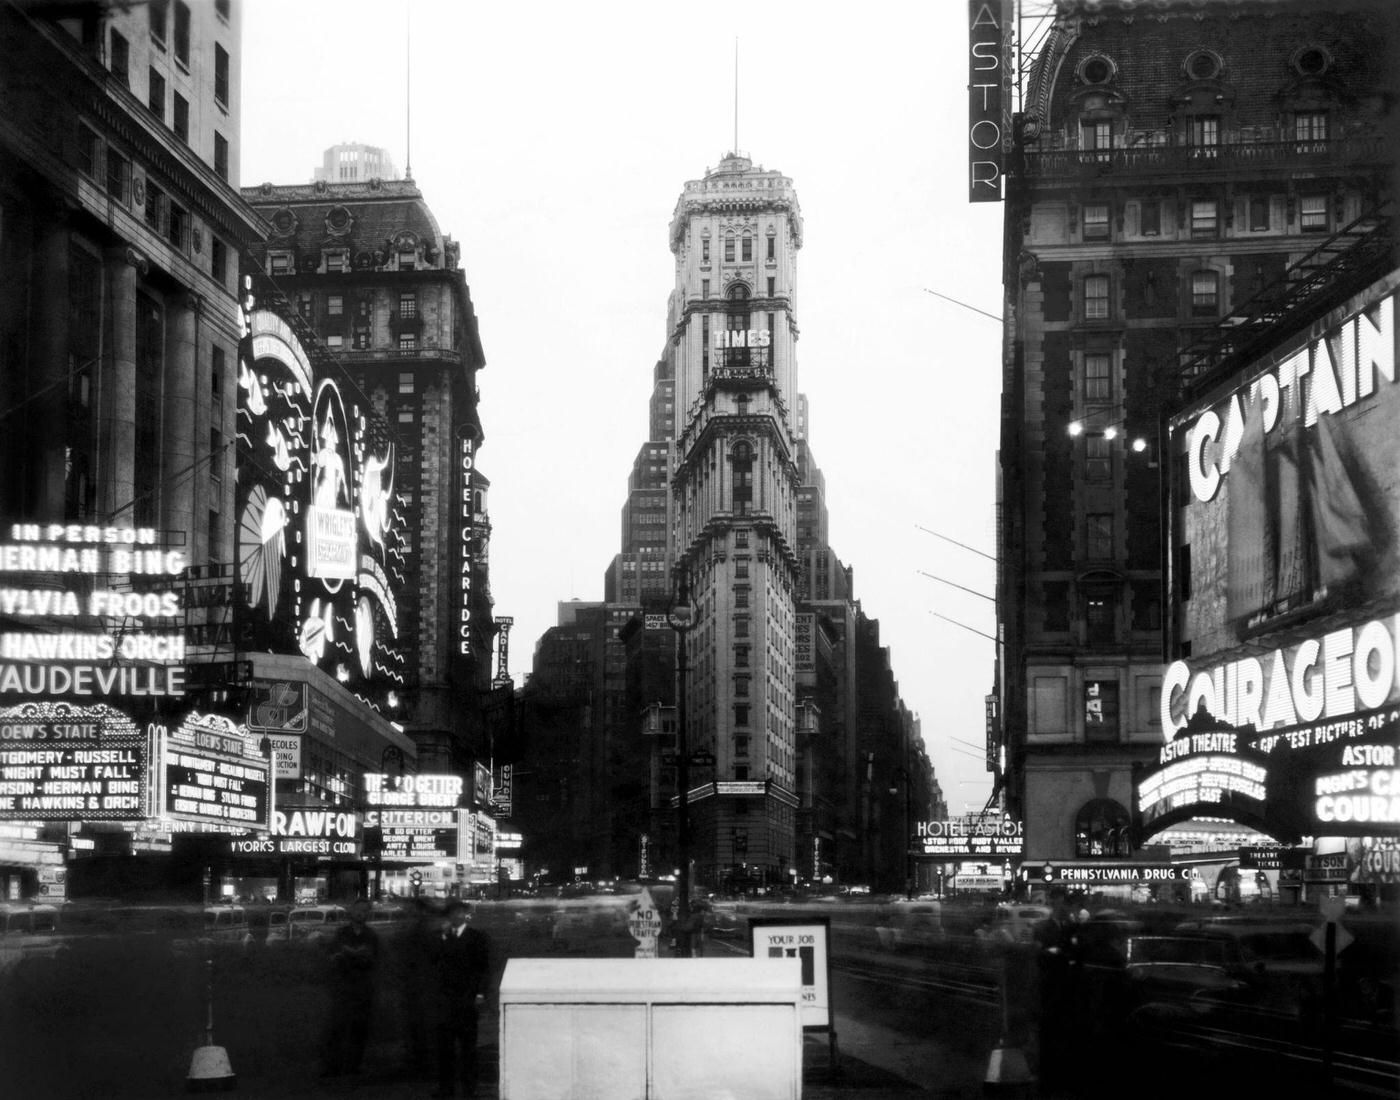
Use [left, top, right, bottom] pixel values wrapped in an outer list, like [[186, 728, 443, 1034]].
[[432, 900, 491, 1098]]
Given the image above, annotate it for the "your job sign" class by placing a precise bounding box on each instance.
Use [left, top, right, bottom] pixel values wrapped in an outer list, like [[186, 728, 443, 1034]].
[[748, 917, 831, 1031]]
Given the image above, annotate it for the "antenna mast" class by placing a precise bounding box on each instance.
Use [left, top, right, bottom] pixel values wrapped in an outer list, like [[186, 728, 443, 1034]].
[[405, 6, 412, 179], [733, 38, 739, 154]]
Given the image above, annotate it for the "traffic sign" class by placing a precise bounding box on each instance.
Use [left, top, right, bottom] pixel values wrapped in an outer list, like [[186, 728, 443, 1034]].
[[626, 887, 663, 958]]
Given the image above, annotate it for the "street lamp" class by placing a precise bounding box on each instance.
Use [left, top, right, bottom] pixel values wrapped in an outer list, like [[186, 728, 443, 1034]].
[[667, 561, 696, 957]]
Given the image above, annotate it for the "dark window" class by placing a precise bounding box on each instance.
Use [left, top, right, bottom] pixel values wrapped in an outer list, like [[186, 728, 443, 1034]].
[[1300, 194, 1328, 232], [732, 442, 754, 514], [1081, 119, 1112, 161], [1140, 200, 1160, 236], [150, 0, 169, 42], [213, 131, 227, 179], [1084, 274, 1110, 320], [168, 203, 187, 250], [173, 1, 190, 66], [214, 44, 229, 107], [208, 508, 220, 557], [210, 428, 222, 487], [734, 586, 749, 609], [145, 182, 164, 233], [133, 293, 163, 527], [741, 237, 753, 262], [1083, 203, 1110, 241], [724, 236, 735, 262], [1191, 200, 1218, 239], [1249, 195, 1270, 232], [211, 237, 226, 284], [766, 237, 775, 260], [1191, 116, 1219, 155], [1084, 353, 1111, 401], [1132, 581, 1161, 631], [106, 149, 128, 203], [1087, 513, 1113, 559], [1043, 581, 1069, 631], [767, 277, 775, 297], [214, 0, 230, 20], [1086, 589, 1116, 644], [1191, 270, 1219, 315], [1294, 111, 1327, 150], [110, 30, 129, 85], [701, 238, 710, 263], [734, 704, 749, 726], [174, 94, 189, 142], [1177, 544, 1192, 601], [734, 676, 749, 697], [1086, 435, 1111, 481], [148, 68, 165, 119], [734, 616, 749, 638], [211, 346, 224, 399], [76, 125, 100, 179]]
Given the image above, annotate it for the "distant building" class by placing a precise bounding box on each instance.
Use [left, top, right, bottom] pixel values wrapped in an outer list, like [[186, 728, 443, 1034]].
[[312, 142, 400, 184]]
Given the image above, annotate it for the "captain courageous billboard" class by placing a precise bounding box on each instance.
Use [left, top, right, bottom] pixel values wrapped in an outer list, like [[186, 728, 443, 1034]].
[[1154, 272, 1400, 837], [235, 298, 408, 705]]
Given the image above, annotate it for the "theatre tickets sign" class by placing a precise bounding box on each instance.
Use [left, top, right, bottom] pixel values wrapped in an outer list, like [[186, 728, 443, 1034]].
[[0, 524, 187, 698]]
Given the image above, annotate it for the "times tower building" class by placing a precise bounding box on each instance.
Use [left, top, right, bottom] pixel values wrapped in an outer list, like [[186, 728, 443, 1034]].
[[667, 154, 804, 883]]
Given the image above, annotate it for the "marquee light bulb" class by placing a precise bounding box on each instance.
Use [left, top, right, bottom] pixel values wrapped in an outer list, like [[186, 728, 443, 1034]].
[[1132, 437, 1148, 453], [1104, 426, 1118, 441], [1068, 421, 1084, 437]]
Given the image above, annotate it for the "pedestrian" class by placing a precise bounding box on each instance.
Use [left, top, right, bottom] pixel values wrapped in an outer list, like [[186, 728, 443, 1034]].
[[321, 898, 380, 1078], [395, 897, 439, 1076], [433, 899, 491, 1099], [1032, 889, 1079, 1092]]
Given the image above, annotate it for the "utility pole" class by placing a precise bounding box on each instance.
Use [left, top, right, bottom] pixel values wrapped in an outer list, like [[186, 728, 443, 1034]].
[[667, 562, 696, 956]]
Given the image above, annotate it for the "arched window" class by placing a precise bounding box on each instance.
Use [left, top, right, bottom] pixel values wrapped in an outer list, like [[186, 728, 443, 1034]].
[[731, 441, 754, 515], [1074, 798, 1132, 857]]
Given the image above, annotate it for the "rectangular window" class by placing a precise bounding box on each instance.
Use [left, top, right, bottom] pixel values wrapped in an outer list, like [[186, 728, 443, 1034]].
[[144, 182, 164, 233], [397, 249, 416, 270], [1300, 194, 1329, 232], [399, 292, 417, 319], [168, 203, 187, 250], [734, 559, 749, 579], [214, 44, 229, 107], [1191, 270, 1219, 315], [766, 237, 775, 260], [210, 428, 222, 487], [148, 68, 165, 119], [734, 586, 749, 609], [1083, 203, 1110, 241], [212, 346, 224, 400], [734, 704, 749, 727], [110, 30, 129, 85], [701, 238, 710, 263], [1249, 194, 1270, 232], [733, 644, 749, 666], [328, 295, 344, 317], [106, 149, 129, 203], [1191, 116, 1219, 154], [150, 0, 169, 42], [173, 2, 190, 66], [270, 252, 291, 275], [211, 237, 226, 285], [1294, 111, 1328, 149], [295, 293, 311, 317], [734, 738, 749, 757], [1081, 119, 1112, 160], [741, 237, 753, 262], [724, 237, 735, 262], [734, 676, 749, 698], [398, 372, 414, 395], [1086, 435, 1111, 481], [213, 132, 227, 179], [1140, 199, 1160, 236], [214, 0, 230, 20], [734, 530, 749, 549], [1083, 274, 1110, 320], [1084, 353, 1111, 401], [1086, 591, 1116, 644], [1087, 513, 1113, 559], [767, 277, 775, 297], [174, 94, 189, 142], [734, 617, 749, 638], [701, 279, 710, 299], [325, 251, 347, 273], [208, 509, 220, 557], [326, 335, 344, 348], [1084, 681, 1120, 742], [76, 125, 100, 179], [1190, 200, 1218, 239], [353, 331, 370, 350], [398, 333, 417, 351]]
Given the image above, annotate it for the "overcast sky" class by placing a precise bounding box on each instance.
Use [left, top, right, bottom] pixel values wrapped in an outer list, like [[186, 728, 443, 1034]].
[[240, 0, 1009, 813]]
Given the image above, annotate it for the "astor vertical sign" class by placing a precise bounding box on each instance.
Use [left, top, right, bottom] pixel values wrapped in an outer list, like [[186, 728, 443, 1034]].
[[968, 0, 1006, 202]]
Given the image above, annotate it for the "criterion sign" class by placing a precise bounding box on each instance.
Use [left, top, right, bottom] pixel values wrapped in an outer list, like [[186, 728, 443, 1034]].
[[747, 916, 832, 1032]]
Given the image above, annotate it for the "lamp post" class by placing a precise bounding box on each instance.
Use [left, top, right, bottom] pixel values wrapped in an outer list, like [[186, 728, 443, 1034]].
[[667, 562, 696, 957]]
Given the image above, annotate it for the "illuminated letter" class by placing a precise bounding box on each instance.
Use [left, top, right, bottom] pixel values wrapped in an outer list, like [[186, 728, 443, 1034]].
[[1189, 410, 1222, 502], [1291, 638, 1324, 723], [1353, 618, 1395, 711], [1161, 661, 1191, 734]]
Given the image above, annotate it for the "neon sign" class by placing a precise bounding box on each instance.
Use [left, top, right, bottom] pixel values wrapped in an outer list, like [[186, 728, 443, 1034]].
[[0, 702, 145, 820], [458, 432, 474, 658]]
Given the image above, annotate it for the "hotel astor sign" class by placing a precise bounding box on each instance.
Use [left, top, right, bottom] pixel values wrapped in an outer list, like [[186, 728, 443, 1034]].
[[968, 0, 1009, 202]]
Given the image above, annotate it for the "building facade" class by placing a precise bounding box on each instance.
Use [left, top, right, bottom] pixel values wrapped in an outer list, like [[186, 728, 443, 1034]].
[[997, 0, 1398, 864]]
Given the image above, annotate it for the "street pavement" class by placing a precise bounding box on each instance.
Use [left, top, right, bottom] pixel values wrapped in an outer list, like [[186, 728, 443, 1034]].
[[224, 999, 995, 1099]]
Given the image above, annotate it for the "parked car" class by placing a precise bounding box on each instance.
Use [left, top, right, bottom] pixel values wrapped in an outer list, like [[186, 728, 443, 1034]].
[[877, 900, 944, 950], [0, 903, 61, 972], [1172, 920, 1323, 1024], [284, 904, 348, 946]]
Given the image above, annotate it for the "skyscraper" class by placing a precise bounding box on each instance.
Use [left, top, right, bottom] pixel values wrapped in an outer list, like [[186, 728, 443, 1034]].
[[668, 152, 805, 883]]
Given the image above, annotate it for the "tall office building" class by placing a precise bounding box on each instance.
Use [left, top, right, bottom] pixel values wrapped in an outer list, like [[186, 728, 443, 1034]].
[[666, 152, 806, 882], [997, 0, 1398, 865], [312, 142, 400, 184]]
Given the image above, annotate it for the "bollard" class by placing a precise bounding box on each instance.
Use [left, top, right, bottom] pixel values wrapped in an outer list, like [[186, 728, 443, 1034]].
[[186, 950, 237, 1092], [983, 944, 1035, 1096]]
